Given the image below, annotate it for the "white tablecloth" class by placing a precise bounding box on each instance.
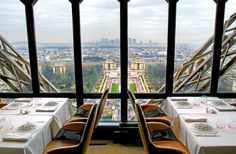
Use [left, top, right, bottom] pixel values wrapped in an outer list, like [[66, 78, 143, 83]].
[[0, 115, 52, 154], [0, 98, 73, 137], [173, 113, 236, 154], [163, 97, 219, 118], [164, 97, 236, 153]]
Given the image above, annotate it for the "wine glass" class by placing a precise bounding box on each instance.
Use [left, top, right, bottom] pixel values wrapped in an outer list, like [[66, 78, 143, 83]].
[[34, 98, 42, 106], [215, 119, 226, 130], [3, 120, 14, 132], [228, 119, 236, 129], [0, 117, 5, 130], [193, 97, 200, 107], [201, 95, 208, 104]]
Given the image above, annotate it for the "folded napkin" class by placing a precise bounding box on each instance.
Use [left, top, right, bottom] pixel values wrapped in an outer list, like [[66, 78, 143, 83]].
[[171, 98, 188, 101], [195, 134, 219, 137], [36, 106, 57, 112], [184, 117, 207, 122], [2, 133, 31, 142], [15, 98, 32, 102]]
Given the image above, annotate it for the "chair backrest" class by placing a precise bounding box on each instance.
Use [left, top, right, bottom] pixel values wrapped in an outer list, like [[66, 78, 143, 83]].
[[135, 103, 152, 154], [127, 89, 137, 111], [46, 104, 98, 154], [78, 103, 98, 154], [94, 88, 109, 128], [128, 89, 150, 153]]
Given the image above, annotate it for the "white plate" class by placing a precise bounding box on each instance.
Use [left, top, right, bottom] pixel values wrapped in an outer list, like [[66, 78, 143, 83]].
[[192, 122, 217, 135], [44, 101, 58, 107], [208, 100, 228, 106], [175, 101, 192, 108], [15, 122, 38, 133]]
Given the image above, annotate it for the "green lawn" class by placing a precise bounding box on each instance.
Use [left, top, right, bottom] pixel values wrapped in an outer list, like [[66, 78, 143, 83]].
[[111, 83, 119, 93], [129, 83, 137, 92]]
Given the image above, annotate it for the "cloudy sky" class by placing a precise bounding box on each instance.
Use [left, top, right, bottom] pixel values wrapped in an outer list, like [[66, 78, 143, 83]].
[[0, 0, 235, 46]]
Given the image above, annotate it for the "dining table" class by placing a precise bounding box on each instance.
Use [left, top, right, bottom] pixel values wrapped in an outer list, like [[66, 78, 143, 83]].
[[0, 97, 74, 154], [164, 97, 236, 154], [0, 114, 52, 154], [0, 98, 73, 137], [164, 97, 223, 118]]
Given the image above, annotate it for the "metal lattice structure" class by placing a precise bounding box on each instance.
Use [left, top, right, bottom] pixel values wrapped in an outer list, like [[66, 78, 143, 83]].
[[158, 12, 236, 93], [0, 34, 58, 93]]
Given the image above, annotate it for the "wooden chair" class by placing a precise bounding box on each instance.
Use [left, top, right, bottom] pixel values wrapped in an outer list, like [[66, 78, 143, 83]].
[[135, 103, 189, 154], [128, 89, 172, 126], [43, 103, 98, 154], [54, 88, 109, 141], [63, 88, 109, 128], [0, 103, 7, 109]]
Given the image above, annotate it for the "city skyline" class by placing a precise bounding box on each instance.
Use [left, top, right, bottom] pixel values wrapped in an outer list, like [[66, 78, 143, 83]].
[[0, 0, 235, 46]]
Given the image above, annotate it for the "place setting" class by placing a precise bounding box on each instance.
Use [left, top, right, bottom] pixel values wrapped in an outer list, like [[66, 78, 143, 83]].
[[35, 101, 59, 112], [1, 98, 33, 110], [191, 122, 219, 137], [1, 121, 39, 142], [175, 100, 193, 109]]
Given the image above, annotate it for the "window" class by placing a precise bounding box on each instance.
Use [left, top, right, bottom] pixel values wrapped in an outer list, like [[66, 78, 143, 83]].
[[174, 0, 215, 93], [0, 0, 31, 93], [35, 0, 74, 93], [218, 0, 236, 92], [81, 0, 120, 94], [128, 0, 168, 93]]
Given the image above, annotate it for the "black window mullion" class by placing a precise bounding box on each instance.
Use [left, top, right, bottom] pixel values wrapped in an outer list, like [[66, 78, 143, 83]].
[[210, 0, 228, 94], [118, 0, 129, 123], [165, 0, 178, 95], [20, 0, 40, 95], [69, 0, 84, 107]]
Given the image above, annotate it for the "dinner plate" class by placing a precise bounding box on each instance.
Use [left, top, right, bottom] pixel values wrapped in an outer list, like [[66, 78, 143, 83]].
[[44, 101, 58, 107], [175, 101, 192, 108], [2, 102, 27, 110], [208, 100, 228, 106], [15, 122, 38, 133], [192, 122, 217, 135]]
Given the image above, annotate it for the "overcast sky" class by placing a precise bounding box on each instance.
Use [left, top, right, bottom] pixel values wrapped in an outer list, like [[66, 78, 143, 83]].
[[0, 0, 235, 45]]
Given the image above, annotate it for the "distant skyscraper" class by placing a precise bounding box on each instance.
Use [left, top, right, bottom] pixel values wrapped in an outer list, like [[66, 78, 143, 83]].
[[128, 38, 132, 44], [133, 39, 136, 44]]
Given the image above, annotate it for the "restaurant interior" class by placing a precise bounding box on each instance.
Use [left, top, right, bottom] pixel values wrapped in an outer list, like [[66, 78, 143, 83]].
[[1, 0, 236, 153]]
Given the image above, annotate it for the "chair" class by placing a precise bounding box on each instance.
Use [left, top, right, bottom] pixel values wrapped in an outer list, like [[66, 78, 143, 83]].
[[0, 103, 7, 109], [64, 88, 109, 128], [135, 103, 189, 154], [54, 88, 109, 141], [0, 99, 7, 109], [43, 103, 98, 154], [128, 89, 172, 126]]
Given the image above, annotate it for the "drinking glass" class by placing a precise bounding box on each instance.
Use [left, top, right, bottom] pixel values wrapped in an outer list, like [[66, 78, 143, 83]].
[[193, 97, 200, 107], [228, 119, 236, 129], [215, 119, 226, 129], [200, 95, 208, 104], [0, 117, 5, 130], [3, 121, 13, 132], [35, 98, 42, 106]]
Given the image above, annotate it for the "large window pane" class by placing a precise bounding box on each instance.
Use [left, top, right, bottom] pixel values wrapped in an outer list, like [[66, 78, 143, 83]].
[[174, 0, 215, 93], [35, 0, 74, 93], [81, 0, 120, 122], [0, 0, 31, 93], [81, 0, 120, 94], [128, 0, 168, 93], [218, 0, 236, 92]]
